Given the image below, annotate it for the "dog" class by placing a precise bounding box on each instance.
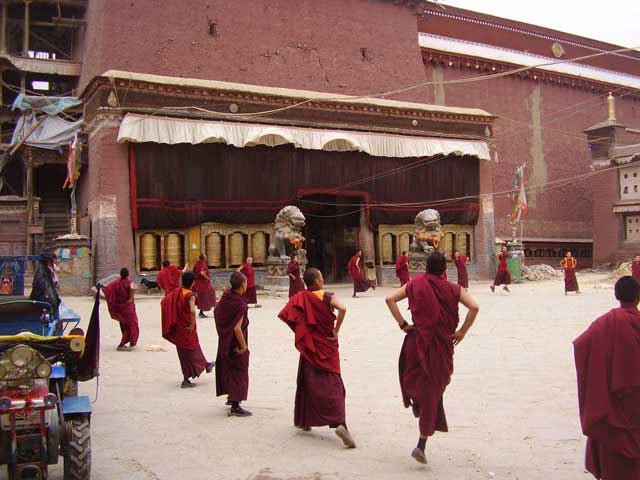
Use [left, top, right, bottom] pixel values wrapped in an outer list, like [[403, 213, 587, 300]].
[[140, 277, 161, 295]]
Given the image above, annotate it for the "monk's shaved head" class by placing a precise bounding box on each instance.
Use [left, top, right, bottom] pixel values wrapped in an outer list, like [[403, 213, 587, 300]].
[[182, 271, 194, 288], [615, 275, 640, 304], [303, 267, 322, 288], [427, 251, 447, 275], [230, 271, 247, 290]]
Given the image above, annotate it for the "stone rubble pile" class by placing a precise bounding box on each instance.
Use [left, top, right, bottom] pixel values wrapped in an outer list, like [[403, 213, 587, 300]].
[[522, 264, 563, 281], [608, 262, 631, 279]]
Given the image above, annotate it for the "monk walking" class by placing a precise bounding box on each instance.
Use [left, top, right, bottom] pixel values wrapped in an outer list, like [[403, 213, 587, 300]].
[[561, 251, 580, 295], [214, 272, 252, 417], [193, 254, 216, 317], [385, 251, 479, 464], [453, 251, 469, 290], [348, 249, 376, 297], [238, 256, 260, 308], [278, 267, 356, 449], [287, 253, 305, 298], [156, 260, 188, 296], [490, 245, 511, 293], [629, 255, 640, 282], [573, 276, 640, 479], [161, 271, 214, 388], [104, 267, 140, 351], [395, 251, 410, 286]]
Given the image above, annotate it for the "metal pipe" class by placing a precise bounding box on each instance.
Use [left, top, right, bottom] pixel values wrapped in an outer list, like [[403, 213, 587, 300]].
[[23, 0, 30, 56], [1, 2, 8, 54]]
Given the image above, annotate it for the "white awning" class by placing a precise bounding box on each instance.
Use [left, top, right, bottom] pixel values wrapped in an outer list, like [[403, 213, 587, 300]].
[[117, 114, 492, 160]]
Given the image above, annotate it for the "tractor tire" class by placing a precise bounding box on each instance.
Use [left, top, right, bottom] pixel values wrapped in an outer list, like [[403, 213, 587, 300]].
[[63, 416, 91, 480]]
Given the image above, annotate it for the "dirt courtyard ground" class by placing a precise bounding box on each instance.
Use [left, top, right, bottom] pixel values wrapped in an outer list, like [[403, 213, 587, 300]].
[[35, 273, 620, 480]]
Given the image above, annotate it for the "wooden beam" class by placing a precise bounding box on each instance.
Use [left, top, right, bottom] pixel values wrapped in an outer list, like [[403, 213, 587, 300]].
[[4, 0, 86, 7]]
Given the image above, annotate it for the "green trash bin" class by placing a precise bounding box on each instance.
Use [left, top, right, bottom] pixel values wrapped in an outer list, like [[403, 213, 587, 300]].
[[506, 256, 523, 281]]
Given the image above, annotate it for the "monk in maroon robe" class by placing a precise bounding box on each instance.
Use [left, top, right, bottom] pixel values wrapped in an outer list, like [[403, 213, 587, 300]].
[[103, 267, 140, 351], [490, 246, 511, 293], [193, 254, 216, 317], [161, 271, 214, 388], [395, 251, 410, 286], [573, 276, 640, 479], [561, 251, 580, 295], [238, 256, 260, 307], [453, 251, 469, 289], [278, 267, 356, 449], [630, 256, 640, 282], [157, 260, 187, 296], [288, 254, 305, 298], [348, 249, 375, 297], [385, 251, 479, 465], [214, 271, 251, 417]]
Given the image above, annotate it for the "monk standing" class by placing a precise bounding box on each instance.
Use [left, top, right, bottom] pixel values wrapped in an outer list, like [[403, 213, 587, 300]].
[[287, 253, 305, 298], [348, 249, 376, 298], [156, 260, 188, 296], [161, 271, 214, 388], [573, 276, 640, 479], [278, 267, 356, 449], [103, 267, 140, 351], [453, 251, 469, 290], [214, 271, 252, 417], [395, 251, 410, 286], [385, 251, 479, 464], [561, 251, 580, 295], [238, 256, 260, 308], [193, 254, 216, 318], [629, 256, 640, 282], [490, 245, 511, 293]]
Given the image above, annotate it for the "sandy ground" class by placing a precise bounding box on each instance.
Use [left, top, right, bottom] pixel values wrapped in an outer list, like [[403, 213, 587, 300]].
[[27, 273, 621, 480]]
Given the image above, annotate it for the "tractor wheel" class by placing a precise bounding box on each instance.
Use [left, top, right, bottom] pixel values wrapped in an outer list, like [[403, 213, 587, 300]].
[[63, 416, 91, 480]]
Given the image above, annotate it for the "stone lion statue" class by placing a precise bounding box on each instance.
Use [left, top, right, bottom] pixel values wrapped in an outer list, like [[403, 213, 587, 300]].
[[410, 209, 443, 255], [268, 206, 306, 260]]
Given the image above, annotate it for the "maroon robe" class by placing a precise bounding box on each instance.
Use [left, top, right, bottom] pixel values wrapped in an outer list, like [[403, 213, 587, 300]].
[[240, 263, 257, 304], [214, 290, 250, 401], [193, 260, 216, 311], [454, 255, 469, 289], [395, 255, 410, 286], [399, 273, 461, 437], [493, 252, 511, 286], [161, 287, 208, 379], [348, 255, 374, 294], [573, 306, 640, 479], [632, 261, 640, 283], [287, 260, 305, 298], [157, 265, 182, 296], [279, 289, 346, 427], [103, 278, 139, 347], [562, 257, 579, 292]]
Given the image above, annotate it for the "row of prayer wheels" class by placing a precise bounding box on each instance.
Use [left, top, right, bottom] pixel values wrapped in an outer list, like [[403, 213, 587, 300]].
[[140, 232, 185, 271], [381, 233, 411, 264], [380, 232, 471, 264], [205, 232, 268, 267]]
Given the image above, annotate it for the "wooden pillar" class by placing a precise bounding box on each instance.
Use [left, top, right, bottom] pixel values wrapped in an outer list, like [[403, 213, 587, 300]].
[[24, 147, 34, 255], [23, 0, 30, 56], [1, 2, 7, 54]]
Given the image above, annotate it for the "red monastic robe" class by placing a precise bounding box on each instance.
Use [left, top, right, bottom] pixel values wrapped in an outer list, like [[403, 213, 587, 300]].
[[193, 260, 216, 311], [561, 257, 579, 292], [395, 255, 410, 286], [214, 290, 250, 401], [103, 278, 139, 347], [399, 273, 461, 437], [454, 255, 469, 289], [279, 289, 346, 427], [287, 260, 305, 298], [240, 263, 257, 304], [157, 265, 182, 296], [573, 306, 640, 479], [493, 252, 511, 286], [348, 255, 374, 294]]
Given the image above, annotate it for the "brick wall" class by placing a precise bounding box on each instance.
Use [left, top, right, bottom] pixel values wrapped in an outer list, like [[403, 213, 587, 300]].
[[591, 164, 621, 264]]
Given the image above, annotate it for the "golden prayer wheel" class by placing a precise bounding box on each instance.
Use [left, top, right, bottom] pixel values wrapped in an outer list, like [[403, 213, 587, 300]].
[[458, 233, 470, 260], [399, 233, 410, 255], [229, 232, 245, 266], [165, 232, 184, 266], [381, 234, 393, 264], [251, 232, 267, 264], [140, 233, 159, 270], [444, 232, 455, 257], [205, 233, 223, 267]]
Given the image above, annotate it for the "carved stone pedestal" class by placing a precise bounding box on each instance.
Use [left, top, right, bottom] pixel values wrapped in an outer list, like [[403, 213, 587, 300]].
[[264, 252, 307, 297], [408, 252, 428, 273]]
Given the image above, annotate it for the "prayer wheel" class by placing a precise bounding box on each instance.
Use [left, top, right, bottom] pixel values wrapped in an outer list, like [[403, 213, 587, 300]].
[[140, 233, 159, 270], [399, 233, 410, 255], [444, 232, 454, 257], [205, 233, 223, 267], [457, 234, 468, 259], [251, 232, 267, 264], [165, 232, 184, 266], [229, 233, 245, 266], [381, 234, 393, 264]]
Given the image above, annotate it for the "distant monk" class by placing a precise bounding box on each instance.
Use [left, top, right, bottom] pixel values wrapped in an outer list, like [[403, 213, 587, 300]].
[[104, 267, 140, 351], [453, 251, 469, 289], [214, 271, 251, 417], [161, 271, 214, 388], [396, 251, 410, 286], [630, 256, 640, 282], [238, 257, 260, 308], [561, 251, 580, 295], [348, 249, 376, 298], [193, 254, 216, 318], [490, 245, 511, 293], [573, 276, 640, 480], [278, 267, 356, 449], [385, 251, 479, 464], [288, 253, 305, 298], [157, 260, 188, 296]]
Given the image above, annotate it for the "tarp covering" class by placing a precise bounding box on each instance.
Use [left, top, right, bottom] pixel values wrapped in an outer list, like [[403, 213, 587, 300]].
[[118, 114, 492, 161], [10, 114, 82, 150], [12, 93, 81, 116]]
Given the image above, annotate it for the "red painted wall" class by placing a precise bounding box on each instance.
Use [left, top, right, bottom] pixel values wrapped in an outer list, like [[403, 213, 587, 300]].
[[591, 166, 621, 264]]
